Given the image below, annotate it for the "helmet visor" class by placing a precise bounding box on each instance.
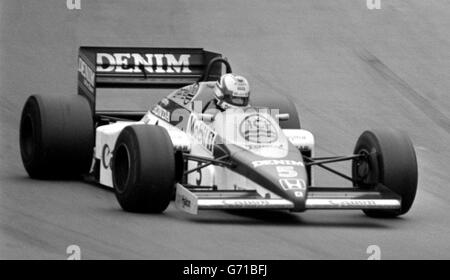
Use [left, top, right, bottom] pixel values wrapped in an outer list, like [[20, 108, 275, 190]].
[[224, 95, 249, 106]]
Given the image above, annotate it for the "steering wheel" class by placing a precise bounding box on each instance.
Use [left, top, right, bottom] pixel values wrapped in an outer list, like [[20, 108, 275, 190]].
[[199, 57, 232, 82]]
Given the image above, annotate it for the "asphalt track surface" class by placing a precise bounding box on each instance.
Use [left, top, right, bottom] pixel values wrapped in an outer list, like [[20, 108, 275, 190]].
[[1, 0, 450, 259]]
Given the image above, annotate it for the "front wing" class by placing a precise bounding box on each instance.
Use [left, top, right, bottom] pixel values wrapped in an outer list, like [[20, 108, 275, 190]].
[[175, 184, 401, 214]]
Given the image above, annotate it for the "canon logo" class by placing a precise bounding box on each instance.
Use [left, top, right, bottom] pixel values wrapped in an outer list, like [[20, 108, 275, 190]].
[[329, 200, 377, 207], [96, 53, 192, 73], [222, 200, 270, 207], [187, 114, 217, 153]]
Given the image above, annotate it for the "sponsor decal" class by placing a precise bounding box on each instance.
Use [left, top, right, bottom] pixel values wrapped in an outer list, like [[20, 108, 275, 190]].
[[181, 196, 192, 209], [155, 98, 190, 127], [232, 77, 250, 97], [276, 166, 298, 178], [96, 53, 191, 73], [102, 144, 112, 169], [222, 200, 270, 208], [239, 114, 278, 144], [252, 160, 304, 168], [78, 57, 95, 92], [152, 105, 171, 122], [329, 200, 377, 207], [286, 135, 312, 151], [245, 143, 284, 151], [187, 114, 217, 153], [279, 178, 306, 191], [171, 84, 199, 106]]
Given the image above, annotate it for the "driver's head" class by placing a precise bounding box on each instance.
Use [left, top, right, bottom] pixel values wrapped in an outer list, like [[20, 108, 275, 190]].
[[214, 73, 250, 110]]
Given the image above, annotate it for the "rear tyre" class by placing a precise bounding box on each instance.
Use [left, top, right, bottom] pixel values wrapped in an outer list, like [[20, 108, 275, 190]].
[[20, 95, 94, 179], [112, 125, 175, 213], [352, 129, 418, 218]]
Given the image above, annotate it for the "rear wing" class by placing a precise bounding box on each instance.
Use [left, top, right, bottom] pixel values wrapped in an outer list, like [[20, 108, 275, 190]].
[[77, 46, 223, 113]]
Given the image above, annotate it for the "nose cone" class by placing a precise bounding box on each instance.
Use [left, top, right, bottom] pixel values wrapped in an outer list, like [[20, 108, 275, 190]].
[[212, 109, 308, 211], [226, 143, 308, 211]]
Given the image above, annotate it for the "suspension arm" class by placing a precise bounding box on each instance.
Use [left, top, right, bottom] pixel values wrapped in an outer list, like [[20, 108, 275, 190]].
[[303, 153, 369, 183], [183, 154, 232, 176], [304, 154, 366, 166]]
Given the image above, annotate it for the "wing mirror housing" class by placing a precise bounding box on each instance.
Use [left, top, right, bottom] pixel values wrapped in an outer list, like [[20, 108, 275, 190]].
[[276, 113, 290, 121]]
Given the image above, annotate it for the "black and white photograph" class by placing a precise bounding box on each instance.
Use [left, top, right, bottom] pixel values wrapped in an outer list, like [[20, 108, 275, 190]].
[[1, 0, 450, 262]]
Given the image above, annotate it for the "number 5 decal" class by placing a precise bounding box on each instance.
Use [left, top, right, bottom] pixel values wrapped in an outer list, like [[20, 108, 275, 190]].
[[276, 166, 298, 178]]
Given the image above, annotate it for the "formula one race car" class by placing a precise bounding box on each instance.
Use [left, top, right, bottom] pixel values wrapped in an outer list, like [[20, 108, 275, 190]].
[[19, 47, 418, 217]]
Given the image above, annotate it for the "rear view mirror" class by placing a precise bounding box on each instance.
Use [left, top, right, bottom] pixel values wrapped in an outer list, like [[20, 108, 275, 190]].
[[276, 113, 290, 121]]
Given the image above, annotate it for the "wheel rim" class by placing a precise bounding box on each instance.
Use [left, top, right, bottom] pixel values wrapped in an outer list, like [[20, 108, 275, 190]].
[[356, 150, 370, 178], [114, 144, 131, 194], [20, 114, 35, 163], [353, 148, 379, 187]]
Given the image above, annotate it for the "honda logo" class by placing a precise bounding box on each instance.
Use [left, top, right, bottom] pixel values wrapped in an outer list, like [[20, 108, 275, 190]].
[[279, 179, 306, 191]]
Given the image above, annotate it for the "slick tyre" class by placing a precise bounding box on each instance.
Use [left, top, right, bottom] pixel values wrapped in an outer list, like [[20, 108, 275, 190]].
[[112, 125, 176, 213], [352, 129, 418, 218], [20, 95, 94, 179]]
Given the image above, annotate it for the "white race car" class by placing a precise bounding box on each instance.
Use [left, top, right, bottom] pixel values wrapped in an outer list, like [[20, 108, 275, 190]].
[[19, 47, 418, 218]]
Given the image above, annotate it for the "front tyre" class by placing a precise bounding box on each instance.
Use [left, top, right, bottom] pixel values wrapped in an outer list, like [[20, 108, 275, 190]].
[[112, 125, 175, 213], [352, 129, 418, 218]]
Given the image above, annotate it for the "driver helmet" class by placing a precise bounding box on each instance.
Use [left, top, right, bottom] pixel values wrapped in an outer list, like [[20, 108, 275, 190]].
[[214, 74, 250, 110]]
